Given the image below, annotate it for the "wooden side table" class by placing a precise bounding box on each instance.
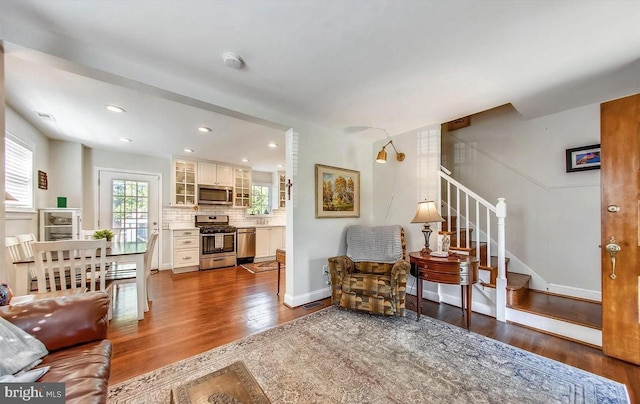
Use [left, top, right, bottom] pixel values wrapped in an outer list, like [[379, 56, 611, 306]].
[[409, 252, 479, 330]]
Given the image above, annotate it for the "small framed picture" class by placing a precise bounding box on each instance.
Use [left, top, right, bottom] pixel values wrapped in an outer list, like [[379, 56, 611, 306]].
[[566, 144, 601, 173]]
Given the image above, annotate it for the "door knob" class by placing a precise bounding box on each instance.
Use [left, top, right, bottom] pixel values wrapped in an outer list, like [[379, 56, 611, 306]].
[[605, 236, 621, 280]]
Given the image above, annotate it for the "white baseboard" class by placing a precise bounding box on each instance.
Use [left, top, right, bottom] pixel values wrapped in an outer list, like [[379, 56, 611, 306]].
[[285, 287, 331, 308], [545, 283, 601, 302], [506, 307, 602, 347]]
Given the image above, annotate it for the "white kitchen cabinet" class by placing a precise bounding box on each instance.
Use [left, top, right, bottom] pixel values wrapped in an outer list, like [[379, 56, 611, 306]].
[[171, 228, 199, 273], [271, 171, 286, 210], [255, 226, 285, 259], [234, 166, 252, 208], [39, 208, 82, 241], [173, 159, 197, 206], [198, 162, 233, 187]]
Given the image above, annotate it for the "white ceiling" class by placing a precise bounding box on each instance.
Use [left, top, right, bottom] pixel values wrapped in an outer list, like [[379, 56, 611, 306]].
[[2, 0, 640, 170]]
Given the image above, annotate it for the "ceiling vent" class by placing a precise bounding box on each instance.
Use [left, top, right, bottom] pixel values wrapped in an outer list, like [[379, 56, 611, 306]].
[[34, 111, 56, 122]]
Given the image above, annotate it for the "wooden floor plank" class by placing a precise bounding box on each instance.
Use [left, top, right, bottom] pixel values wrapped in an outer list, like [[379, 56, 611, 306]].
[[108, 268, 638, 403]]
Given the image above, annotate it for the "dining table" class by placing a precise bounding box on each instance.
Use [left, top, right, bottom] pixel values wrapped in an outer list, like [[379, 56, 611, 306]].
[[12, 242, 149, 320]]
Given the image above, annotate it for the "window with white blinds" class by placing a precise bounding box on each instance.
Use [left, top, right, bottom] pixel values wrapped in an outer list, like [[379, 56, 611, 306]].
[[5, 134, 34, 210]]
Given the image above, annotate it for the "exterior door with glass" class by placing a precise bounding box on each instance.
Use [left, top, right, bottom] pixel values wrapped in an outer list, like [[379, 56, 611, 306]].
[[98, 170, 160, 269]]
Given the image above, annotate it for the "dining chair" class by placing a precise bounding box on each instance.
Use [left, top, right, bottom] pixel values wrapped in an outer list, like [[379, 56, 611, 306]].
[[5, 236, 23, 289], [5, 236, 23, 264], [16, 233, 36, 260], [109, 231, 159, 311], [16, 233, 38, 285], [31, 239, 115, 318]]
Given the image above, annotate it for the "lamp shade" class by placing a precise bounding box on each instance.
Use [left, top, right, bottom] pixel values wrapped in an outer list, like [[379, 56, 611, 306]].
[[411, 200, 444, 223], [375, 148, 387, 163]]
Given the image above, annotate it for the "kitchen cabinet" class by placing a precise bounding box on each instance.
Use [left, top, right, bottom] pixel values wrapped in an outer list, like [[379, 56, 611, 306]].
[[255, 226, 285, 259], [171, 228, 199, 273], [39, 208, 82, 241], [198, 162, 233, 187], [173, 159, 197, 206], [272, 171, 286, 210], [234, 167, 252, 208]]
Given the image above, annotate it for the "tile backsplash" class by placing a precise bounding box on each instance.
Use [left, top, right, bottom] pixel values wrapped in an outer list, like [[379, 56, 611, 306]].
[[163, 205, 286, 228]]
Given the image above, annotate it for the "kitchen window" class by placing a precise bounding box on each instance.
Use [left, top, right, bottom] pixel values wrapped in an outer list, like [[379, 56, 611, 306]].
[[4, 134, 34, 211], [249, 183, 271, 215]]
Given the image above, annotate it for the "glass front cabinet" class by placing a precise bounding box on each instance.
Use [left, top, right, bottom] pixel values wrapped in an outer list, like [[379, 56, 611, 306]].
[[173, 159, 197, 206], [39, 208, 82, 241], [234, 167, 252, 208]]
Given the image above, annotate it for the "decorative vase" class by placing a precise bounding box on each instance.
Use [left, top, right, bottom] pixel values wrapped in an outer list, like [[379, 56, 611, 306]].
[[0, 283, 14, 306]]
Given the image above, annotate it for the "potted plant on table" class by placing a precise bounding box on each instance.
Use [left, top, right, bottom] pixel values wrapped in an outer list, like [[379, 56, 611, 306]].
[[92, 229, 115, 248]]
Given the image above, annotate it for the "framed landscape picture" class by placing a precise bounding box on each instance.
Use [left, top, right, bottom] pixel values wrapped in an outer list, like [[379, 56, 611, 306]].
[[315, 164, 360, 218], [566, 144, 601, 172]]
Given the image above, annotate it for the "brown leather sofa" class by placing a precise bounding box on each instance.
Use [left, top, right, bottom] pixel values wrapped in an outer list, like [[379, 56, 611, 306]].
[[0, 291, 112, 404]]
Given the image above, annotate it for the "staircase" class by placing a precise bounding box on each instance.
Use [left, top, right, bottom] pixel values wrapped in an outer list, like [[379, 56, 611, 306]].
[[442, 215, 519, 303], [438, 170, 601, 347]]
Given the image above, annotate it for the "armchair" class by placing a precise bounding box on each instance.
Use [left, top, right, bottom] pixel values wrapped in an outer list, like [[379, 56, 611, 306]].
[[328, 225, 409, 316]]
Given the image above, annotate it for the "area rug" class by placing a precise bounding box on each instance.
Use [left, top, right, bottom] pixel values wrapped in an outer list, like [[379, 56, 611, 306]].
[[241, 261, 282, 273], [108, 306, 630, 404], [171, 361, 270, 404]]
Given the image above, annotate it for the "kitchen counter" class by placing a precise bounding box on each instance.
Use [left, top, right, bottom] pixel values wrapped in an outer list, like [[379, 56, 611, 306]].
[[169, 223, 198, 230]]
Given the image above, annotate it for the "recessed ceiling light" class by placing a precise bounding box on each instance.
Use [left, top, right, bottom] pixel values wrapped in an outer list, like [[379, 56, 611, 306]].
[[277, 164, 283, 168], [198, 126, 212, 133], [106, 105, 126, 113], [268, 142, 278, 148], [119, 138, 133, 143], [242, 158, 249, 162], [184, 148, 194, 153]]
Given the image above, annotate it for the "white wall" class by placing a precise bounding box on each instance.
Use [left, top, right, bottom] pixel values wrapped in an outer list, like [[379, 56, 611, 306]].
[[284, 123, 372, 307], [371, 125, 442, 300], [48, 140, 83, 209], [442, 103, 601, 298]]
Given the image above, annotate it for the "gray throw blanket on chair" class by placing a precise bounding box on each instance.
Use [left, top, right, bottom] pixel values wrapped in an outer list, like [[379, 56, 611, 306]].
[[346, 225, 403, 263]]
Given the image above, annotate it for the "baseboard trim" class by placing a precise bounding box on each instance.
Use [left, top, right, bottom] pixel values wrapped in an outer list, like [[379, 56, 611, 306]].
[[285, 287, 331, 308]]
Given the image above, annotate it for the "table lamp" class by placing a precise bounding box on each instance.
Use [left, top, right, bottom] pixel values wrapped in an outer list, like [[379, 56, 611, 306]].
[[411, 200, 444, 253]]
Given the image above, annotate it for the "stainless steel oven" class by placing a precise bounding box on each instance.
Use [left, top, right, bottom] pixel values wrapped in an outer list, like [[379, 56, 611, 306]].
[[195, 215, 236, 270]]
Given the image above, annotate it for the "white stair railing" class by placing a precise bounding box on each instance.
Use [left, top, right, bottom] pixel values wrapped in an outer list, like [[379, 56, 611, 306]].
[[438, 170, 508, 322]]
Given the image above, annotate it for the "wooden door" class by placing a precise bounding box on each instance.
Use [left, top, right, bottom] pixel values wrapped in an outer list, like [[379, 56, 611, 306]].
[[601, 93, 640, 364]]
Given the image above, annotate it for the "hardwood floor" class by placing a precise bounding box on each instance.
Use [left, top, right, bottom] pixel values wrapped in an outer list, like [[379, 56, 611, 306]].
[[108, 267, 639, 403]]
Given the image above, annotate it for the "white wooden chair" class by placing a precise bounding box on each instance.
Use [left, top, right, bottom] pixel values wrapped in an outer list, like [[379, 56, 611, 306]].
[[16, 233, 38, 283], [31, 239, 115, 319], [16, 233, 36, 260], [5, 237, 23, 289], [109, 231, 158, 310], [5, 236, 23, 264]]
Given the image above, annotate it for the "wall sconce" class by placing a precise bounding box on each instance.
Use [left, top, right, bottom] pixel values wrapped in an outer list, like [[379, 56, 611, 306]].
[[410, 200, 444, 252], [376, 140, 405, 163]]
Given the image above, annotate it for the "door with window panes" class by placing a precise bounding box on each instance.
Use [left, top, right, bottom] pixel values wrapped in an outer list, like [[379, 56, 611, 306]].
[[98, 170, 160, 268]]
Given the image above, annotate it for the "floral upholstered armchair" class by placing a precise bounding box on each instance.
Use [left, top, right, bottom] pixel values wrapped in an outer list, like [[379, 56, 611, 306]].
[[328, 225, 409, 317]]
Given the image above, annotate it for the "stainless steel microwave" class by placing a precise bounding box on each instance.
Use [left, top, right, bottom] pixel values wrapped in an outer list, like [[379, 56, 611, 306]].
[[198, 185, 233, 205]]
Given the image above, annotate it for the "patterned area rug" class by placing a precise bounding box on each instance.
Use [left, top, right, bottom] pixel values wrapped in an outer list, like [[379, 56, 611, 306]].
[[108, 306, 630, 404], [241, 261, 282, 273]]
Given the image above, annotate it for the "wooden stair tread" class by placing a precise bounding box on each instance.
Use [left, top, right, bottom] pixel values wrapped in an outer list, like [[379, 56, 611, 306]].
[[508, 290, 602, 330]]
